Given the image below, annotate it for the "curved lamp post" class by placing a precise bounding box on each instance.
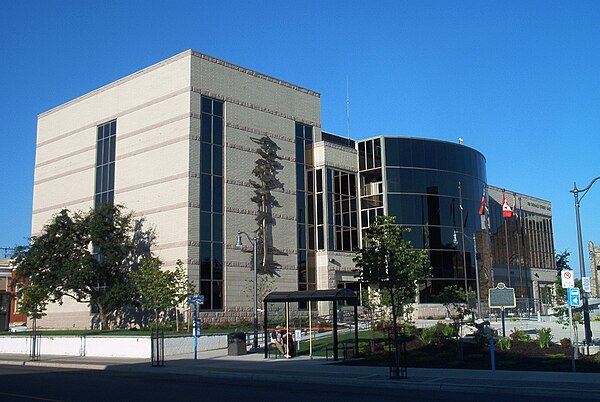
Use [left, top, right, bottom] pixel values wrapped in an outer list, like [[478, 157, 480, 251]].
[[235, 229, 260, 349], [571, 176, 600, 346]]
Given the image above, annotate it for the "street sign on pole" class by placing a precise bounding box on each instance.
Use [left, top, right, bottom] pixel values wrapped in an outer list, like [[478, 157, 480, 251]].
[[188, 295, 205, 305], [188, 294, 204, 361], [561, 270, 575, 289], [582, 277, 591, 293], [568, 287, 582, 307]]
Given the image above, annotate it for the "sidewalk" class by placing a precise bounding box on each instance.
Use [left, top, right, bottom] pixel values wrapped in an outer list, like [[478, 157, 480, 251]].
[[2, 349, 600, 400]]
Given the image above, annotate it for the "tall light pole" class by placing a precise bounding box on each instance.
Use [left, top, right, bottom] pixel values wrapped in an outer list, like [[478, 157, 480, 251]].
[[571, 176, 600, 346], [236, 229, 260, 349]]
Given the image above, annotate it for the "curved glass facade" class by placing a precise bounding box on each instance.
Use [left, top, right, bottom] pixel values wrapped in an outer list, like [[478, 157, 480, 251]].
[[381, 137, 487, 301]]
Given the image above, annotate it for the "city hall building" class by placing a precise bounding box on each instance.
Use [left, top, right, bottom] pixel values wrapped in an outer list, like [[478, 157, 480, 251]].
[[32, 50, 556, 328]]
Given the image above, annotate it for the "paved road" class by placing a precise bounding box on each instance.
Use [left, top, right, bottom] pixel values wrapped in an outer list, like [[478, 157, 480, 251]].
[[0, 364, 589, 402]]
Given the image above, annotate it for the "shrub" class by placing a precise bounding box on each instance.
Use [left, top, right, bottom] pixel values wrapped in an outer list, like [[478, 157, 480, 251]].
[[440, 323, 455, 338], [399, 322, 418, 337], [560, 337, 572, 350], [496, 337, 512, 350], [474, 332, 489, 348], [417, 327, 434, 344], [509, 329, 531, 343], [536, 328, 552, 348], [417, 322, 457, 345]]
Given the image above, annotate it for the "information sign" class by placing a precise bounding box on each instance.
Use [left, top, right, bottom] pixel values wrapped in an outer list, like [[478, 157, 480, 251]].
[[488, 282, 516, 309], [582, 277, 591, 293], [568, 287, 582, 307]]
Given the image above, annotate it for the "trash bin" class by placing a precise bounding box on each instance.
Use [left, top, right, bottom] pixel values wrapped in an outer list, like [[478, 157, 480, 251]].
[[228, 332, 247, 356]]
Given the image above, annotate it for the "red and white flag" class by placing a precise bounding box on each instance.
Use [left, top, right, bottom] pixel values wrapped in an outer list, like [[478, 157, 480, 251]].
[[502, 195, 513, 218], [478, 188, 486, 215]]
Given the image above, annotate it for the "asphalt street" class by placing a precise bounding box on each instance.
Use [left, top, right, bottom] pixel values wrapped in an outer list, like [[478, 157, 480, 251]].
[[0, 364, 589, 402]]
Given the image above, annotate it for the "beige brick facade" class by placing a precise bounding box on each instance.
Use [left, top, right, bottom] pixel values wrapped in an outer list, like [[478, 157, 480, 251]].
[[32, 50, 334, 328]]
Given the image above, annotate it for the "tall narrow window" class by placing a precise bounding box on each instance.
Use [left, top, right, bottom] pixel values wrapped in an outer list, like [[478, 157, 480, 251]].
[[199, 96, 224, 310], [95, 120, 116, 207], [332, 170, 358, 251], [296, 122, 315, 299]]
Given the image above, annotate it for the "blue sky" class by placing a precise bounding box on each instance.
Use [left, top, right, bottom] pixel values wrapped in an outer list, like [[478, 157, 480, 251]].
[[1, 1, 599, 274]]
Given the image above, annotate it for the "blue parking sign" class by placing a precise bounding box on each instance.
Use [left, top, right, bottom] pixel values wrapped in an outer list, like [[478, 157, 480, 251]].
[[568, 288, 581, 307], [188, 294, 205, 305]]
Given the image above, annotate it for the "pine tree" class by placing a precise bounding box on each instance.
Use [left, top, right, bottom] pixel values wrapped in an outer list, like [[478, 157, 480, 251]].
[[249, 136, 284, 275]]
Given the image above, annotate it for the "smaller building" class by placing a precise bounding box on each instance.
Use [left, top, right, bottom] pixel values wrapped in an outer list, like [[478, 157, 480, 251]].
[[487, 186, 556, 313], [0, 259, 17, 330]]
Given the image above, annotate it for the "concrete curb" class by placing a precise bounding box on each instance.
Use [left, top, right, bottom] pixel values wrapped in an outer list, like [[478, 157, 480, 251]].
[[0, 359, 109, 370]]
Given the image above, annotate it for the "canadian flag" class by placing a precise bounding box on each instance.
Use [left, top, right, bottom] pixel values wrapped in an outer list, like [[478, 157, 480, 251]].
[[478, 188, 486, 215], [502, 195, 513, 218]]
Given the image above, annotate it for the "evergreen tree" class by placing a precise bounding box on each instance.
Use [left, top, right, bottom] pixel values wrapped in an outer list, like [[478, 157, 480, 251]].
[[249, 136, 284, 275]]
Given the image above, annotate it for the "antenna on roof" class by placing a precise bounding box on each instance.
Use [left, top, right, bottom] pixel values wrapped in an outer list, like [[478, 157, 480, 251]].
[[346, 77, 351, 144]]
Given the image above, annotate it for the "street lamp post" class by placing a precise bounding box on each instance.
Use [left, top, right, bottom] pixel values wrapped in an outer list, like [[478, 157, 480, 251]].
[[236, 229, 260, 349], [571, 176, 600, 346]]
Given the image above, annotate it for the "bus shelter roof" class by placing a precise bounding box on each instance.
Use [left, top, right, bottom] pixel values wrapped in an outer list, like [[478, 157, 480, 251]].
[[263, 288, 357, 303]]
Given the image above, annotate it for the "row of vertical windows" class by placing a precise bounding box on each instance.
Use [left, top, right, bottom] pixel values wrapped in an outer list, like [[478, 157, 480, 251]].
[[95, 120, 116, 207], [489, 199, 555, 271], [296, 122, 315, 296], [199, 96, 224, 310], [358, 138, 382, 171], [330, 170, 359, 251], [358, 140, 384, 239]]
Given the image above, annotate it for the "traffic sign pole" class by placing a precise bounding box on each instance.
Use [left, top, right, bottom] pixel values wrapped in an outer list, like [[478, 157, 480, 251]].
[[193, 302, 198, 360], [568, 304, 576, 372]]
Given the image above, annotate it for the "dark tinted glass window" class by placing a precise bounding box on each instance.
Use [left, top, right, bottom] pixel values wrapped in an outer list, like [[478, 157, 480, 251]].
[[213, 100, 223, 117], [201, 97, 212, 113], [213, 117, 223, 146], [200, 213, 211, 241], [358, 142, 366, 171], [199, 96, 225, 310], [201, 114, 212, 142], [201, 143, 211, 174], [212, 177, 223, 211], [200, 174, 211, 211], [95, 120, 116, 209]]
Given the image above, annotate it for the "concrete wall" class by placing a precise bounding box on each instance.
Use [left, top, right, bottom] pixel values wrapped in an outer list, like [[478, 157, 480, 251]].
[[33, 51, 194, 329], [0, 334, 228, 358]]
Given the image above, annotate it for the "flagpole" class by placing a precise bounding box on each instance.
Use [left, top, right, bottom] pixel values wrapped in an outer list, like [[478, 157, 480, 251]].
[[503, 191, 511, 288], [515, 194, 524, 301], [485, 186, 494, 289], [459, 181, 469, 305]]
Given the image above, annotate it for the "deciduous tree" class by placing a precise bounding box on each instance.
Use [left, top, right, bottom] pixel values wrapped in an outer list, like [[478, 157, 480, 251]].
[[131, 257, 194, 328], [353, 215, 430, 376], [13, 204, 153, 329]]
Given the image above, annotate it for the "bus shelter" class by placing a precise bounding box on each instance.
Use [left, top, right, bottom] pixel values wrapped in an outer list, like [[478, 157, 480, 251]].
[[263, 288, 358, 361]]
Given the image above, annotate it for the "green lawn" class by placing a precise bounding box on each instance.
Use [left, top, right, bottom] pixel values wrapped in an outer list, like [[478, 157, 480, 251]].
[[295, 330, 386, 357]]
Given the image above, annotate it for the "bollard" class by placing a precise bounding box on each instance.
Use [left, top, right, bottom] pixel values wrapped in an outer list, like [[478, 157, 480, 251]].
[[490, 338, 496, 371]]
